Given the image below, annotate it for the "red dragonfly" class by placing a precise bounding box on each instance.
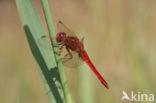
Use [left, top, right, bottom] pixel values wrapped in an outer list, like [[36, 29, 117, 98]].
[[42, 21, 109, 89]]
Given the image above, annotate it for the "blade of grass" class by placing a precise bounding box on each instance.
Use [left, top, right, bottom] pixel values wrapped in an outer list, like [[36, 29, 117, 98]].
[[16, 0, 68, 102], [79, 64, 94, 103], [40, 0, 73, 103]]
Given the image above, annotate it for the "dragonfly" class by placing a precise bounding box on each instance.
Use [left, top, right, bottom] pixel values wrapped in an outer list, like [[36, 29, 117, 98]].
[[41, 21, 109, 89]]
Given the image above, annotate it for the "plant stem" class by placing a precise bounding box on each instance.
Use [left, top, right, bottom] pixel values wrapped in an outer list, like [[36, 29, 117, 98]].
[[40, 0, 73, 103]]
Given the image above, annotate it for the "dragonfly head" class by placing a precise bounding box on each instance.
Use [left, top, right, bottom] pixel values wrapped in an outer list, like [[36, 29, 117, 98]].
[[57, 32, 66, 42]]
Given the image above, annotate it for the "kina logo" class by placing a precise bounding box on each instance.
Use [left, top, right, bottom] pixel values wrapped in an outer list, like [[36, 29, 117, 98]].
[[121, 90, 154, 102]]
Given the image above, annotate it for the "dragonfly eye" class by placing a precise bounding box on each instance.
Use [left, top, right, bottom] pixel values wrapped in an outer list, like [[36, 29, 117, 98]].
[[57, 32, 66, 42], [57, 33, 62, 42], [60, 37, 63, 41]]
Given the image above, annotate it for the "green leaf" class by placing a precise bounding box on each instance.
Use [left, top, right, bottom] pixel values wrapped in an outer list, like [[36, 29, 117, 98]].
[[40, 0, 73, 103], [16, 0, 66, 102]]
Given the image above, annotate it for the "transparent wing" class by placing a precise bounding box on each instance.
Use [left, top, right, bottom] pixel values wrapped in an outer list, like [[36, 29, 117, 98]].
[[62, 51, 84, 68], [57, 21, 77, 37]]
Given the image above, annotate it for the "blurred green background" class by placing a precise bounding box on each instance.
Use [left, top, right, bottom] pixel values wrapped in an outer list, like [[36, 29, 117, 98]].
[[0, 0, 156, 103]]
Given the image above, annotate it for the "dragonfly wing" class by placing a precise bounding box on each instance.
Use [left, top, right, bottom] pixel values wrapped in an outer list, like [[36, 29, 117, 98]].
[[57, 21, 77, 37], [62, 51, 84, 68]]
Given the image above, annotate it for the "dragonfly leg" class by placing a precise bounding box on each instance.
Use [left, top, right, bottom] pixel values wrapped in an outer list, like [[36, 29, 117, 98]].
[[62, 47, 73, 63], [64, 53, 69, 58], [59, 44, 65, 54], [54, 44, 65, 56], [65, 47, 73, 59]]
